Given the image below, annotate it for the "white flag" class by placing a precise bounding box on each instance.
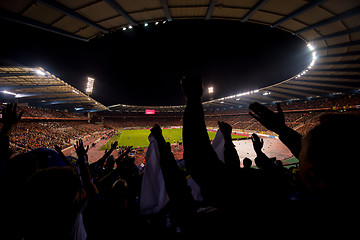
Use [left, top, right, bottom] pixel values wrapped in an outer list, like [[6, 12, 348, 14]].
[[139, 133, 169, 214]]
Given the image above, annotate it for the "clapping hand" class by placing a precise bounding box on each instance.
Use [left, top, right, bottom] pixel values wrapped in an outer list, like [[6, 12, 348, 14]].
[[249, 102, 286, 134], [251, 133, 264, 154]]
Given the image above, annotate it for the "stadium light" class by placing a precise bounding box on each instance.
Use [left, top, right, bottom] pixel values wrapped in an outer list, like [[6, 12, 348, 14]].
[[86, 77, 95, 95], [208, 87, 214, 94], [144, 22, 148, 27], [2, 90, 16, 96], [35, 69, 46, 76], [307, 43, 315, 51]]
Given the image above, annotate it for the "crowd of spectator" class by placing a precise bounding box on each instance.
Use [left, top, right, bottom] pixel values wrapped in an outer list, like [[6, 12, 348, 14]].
[[18, 105, 87, 119], [1, 81, 359, 238], [101, 92, 360, 137], [1, 91, 359, 160], [5, 121, 107, 156]]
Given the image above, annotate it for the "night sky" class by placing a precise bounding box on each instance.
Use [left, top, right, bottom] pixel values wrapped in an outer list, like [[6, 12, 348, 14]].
[[0, 19, 311, 106]]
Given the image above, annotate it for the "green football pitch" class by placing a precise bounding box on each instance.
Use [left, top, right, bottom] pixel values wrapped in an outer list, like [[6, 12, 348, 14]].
[[100, 128, 245, 150]]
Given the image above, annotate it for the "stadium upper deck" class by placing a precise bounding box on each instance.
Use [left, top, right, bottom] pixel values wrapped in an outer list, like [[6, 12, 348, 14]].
[[1, 0, 360, 112], [0, 67, 109, 112]]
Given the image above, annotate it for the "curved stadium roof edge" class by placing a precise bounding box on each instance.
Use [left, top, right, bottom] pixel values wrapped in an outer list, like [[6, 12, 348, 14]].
[[0, 66, 109, 112], [1, 0, 360, 112]]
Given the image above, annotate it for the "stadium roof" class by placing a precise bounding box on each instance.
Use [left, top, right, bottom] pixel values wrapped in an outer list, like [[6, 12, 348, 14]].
[[0, 67, 109, 112], [1, 0, 360, 112]]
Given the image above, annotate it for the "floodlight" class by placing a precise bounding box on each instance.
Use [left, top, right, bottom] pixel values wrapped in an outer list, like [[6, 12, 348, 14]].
[[128, 26, 133, 29], [144, 23, 148, 27], [86, 77, 95, 95], [2, 90, 16, 96], [35, 69, 46, 76], [208, 87, 214, 94], [307, 43, 315, 51]]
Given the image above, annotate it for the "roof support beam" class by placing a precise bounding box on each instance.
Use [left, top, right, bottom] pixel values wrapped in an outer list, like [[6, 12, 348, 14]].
[[321, 51, 360, 58], [241, 0, 270, 23], [279, 83, 331, 94], [0, 84, 64, 91], [293, 6, 360, 35], [0, 72, 36, 77], [269, 86, 313, 97], [271, 0, 328, 28], [15, 92, 73, 98], [312, 26, 360, 41], [160, 0, 172, 21], [310, 68, 360, 73], [104, 0, 137, 26], [288, 80, 355, 90], [205, 0, 217, 20], [37, 0, 108, 33], [316, 40, 360, 50], [17, 95, 84, 103], [315, 60, 360, 65], [43, 99, 89, 105], [302, 74, 360, 81], [0, 9, 88, 42]]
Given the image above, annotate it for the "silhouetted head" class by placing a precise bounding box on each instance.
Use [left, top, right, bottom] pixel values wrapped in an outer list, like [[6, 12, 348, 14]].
[[299, 113, 360, 198], [24, 167, 82, 239], [110, 178, 129, 209], [243, 157, 252, 168]]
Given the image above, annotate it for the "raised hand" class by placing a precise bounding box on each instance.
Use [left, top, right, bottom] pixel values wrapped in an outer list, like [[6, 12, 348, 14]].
[[74, 139, 89, 159], [249, 102, 286, 134], [218, 121, 232, 143], [180, 74, 203, 102], [110, 141, 118, 150], [251, 133, 264, 154], [0, 103, 23, 136]]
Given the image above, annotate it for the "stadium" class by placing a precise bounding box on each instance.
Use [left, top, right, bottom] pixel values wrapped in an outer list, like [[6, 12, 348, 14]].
[[1, 0, 360, 237]]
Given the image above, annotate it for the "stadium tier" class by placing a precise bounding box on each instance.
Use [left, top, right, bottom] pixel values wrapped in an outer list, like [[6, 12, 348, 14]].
[[0, 67, 109, 112], [3, 92, 359, 157]]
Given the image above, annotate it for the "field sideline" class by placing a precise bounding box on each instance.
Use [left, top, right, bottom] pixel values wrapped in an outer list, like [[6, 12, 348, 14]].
[[100, 128, 246, 150]]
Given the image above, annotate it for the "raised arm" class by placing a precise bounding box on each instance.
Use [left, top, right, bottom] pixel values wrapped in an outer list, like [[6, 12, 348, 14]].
[[218, 121, 240, 169], [151, 124, 196, 232], [89, 141, 118, 177], [249, 102, 302, 158], [181, 74, 229, 206], [151, 124, 193, 198], [74, 139, 98, 197], [251, 133, 272, 169]]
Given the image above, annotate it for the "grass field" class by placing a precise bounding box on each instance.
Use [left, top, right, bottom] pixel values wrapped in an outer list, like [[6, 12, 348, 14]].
[[100, 128, 245, 150]]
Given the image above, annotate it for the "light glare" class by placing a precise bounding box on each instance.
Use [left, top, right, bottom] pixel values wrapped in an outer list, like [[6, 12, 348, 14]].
[[86, 77, 95, 94]]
